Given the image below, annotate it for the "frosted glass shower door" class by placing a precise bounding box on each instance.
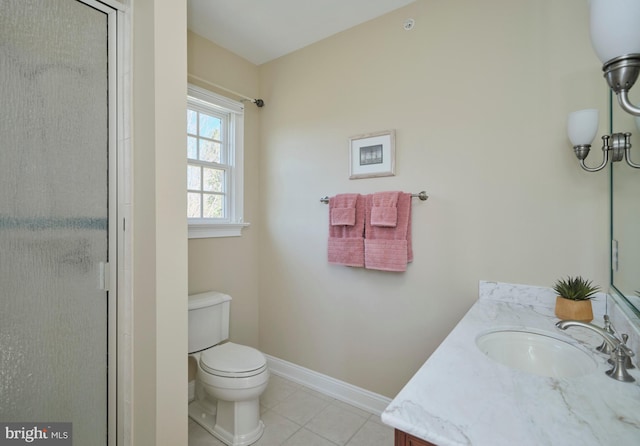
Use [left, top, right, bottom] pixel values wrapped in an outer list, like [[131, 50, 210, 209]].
[[0, 1, 112, 444]]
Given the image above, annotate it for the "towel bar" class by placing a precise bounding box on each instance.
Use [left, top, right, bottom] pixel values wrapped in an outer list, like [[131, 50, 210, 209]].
[[320, 191, 428, 204]]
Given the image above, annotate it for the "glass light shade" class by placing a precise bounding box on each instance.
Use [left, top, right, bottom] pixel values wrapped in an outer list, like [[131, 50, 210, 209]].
[[568, 109, 599, 146], [590, 0, 640, 63]]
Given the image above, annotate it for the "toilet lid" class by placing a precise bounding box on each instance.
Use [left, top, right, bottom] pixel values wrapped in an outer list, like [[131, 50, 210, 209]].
[[200, 342, 267, 377]]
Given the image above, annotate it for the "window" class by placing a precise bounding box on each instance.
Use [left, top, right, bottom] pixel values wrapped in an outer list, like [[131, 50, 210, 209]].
[[187, 85, 248, 238]]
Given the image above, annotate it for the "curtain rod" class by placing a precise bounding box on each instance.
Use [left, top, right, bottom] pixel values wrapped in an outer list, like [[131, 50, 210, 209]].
[[187, 74, 264, 107]]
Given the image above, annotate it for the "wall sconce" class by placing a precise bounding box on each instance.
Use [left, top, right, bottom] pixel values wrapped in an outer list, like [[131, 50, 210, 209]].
[[590, 0, 640, 117], [567, 108, 640, 172]]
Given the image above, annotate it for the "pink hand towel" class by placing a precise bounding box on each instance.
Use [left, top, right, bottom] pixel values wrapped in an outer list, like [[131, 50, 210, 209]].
[[330, 193, 358, 226], [370, 191, 400, 227], [364, 192, 413, 272], [328, 194, 365, 267]]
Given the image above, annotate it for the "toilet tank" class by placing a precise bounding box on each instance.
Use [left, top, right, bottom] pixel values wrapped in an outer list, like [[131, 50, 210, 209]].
[[188, 291, 232, 353]]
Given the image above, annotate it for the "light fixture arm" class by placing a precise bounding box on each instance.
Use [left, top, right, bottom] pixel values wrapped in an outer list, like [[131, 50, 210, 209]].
[[580, 158, 608, 172], [574, 133, 640, 172], [617, 90, 640, 117], [624, 140, 640, 168], [575, 135, 610, 172], [611, 132, 640, 169]]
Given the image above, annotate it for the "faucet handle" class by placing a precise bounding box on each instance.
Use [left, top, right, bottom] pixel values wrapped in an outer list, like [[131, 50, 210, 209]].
[[607, 345, 636, 383], [608, 334, 636, 367], [620, 334, 636, 367], [617, 334, 635, 358]]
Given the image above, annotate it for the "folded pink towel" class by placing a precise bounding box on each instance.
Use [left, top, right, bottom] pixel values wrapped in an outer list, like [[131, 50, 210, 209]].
[[364, 192, 413, 272], [330, 193, 359, 226], [364, 239, 408, 271], [328, 194, 365, 267], [328, 237, 364, 267], [370, 191, 400, 227]]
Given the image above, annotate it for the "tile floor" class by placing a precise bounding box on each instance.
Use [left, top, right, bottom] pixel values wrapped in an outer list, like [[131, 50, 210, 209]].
[[188, 374, 394, 446]]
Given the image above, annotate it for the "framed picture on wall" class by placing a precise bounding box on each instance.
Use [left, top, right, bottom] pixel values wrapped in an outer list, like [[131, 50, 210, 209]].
[[348, 130, 396, 179]]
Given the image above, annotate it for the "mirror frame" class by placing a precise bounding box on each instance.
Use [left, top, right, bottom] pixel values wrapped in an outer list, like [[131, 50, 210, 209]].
[[609, 92, 640, 318]]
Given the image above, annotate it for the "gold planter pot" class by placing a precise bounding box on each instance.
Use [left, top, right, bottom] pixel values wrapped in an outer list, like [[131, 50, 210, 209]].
[[554, 296, 593, 322]]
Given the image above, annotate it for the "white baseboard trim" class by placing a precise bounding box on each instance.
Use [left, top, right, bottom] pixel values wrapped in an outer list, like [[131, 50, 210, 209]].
[[265, 355, 392, 417]]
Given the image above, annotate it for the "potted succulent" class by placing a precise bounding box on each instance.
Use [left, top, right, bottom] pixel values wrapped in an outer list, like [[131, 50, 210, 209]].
[[553, 276, 600, 322]]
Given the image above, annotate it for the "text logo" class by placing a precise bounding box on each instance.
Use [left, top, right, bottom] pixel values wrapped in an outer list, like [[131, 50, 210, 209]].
[[0, 423, 71, 445]]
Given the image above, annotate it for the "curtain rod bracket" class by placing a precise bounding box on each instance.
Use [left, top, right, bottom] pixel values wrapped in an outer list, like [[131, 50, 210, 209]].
[[242, 98, 265, 107]]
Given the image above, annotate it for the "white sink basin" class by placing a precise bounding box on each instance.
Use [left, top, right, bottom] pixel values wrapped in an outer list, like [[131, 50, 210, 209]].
[[476, 330, 598, 378]]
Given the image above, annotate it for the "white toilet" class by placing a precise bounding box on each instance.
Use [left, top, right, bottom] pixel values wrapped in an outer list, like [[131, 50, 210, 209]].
[[188, 291, 269, 446]]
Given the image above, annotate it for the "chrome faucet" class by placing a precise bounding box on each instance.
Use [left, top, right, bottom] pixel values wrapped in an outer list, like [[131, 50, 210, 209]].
[[556, 319, 635, 382]]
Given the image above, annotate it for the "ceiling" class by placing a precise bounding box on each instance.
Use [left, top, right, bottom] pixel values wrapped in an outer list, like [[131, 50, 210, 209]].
[[187, 0, 416, 65]]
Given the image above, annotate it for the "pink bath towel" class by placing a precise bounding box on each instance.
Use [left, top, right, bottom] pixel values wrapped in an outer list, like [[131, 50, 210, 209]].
[[364, 192, 413, 272], [328, 194, 365, 267], [370, 191, 400, 227], [330, 193, 358, 226]]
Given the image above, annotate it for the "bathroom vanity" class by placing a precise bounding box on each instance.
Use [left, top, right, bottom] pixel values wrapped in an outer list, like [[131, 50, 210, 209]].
[[394, 430, 436, 446], [382, 282, 640, 446]]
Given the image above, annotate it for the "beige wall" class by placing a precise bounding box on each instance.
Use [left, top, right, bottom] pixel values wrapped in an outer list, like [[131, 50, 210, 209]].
[[257, 0, 610, 397], [132, 0, 188, 444], [186, 0, 611, 400], [187, 32, 262, 349]]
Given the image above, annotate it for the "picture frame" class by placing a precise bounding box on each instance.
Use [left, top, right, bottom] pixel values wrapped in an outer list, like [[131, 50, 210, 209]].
[[348, 130, 396, 179]]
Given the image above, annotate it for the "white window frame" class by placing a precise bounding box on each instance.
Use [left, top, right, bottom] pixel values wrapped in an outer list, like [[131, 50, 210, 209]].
[[187, 84, 249, 238]]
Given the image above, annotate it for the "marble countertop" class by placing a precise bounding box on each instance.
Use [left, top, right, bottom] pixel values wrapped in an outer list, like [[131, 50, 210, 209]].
[[381, 282, 640, 446]]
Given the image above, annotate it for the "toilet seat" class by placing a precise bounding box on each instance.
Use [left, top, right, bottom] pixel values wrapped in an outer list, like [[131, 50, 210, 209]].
[[200, 342, 267, 378]]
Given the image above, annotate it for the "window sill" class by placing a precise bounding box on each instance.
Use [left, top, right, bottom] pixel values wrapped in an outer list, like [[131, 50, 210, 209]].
[[188, 222, 250, 239]]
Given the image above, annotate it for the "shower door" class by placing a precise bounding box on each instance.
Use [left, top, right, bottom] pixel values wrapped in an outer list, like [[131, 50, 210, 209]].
[[0, 0, 115, 444]]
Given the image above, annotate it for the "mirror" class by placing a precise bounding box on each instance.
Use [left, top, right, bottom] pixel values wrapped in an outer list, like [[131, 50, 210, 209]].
[[611, 88, 640, 317]]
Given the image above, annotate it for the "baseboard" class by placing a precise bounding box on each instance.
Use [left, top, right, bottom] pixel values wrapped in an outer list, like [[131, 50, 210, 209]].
[[265, 355, 392, 417]]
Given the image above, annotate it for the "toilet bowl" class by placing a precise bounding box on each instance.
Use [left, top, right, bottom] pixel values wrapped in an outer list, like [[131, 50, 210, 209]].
[[188, 292, 269, 446], [190, 344, 269, 445]]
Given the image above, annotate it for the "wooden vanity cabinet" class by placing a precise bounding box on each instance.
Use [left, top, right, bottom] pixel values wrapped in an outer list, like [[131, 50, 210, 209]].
[[395, 429, 438, 446]]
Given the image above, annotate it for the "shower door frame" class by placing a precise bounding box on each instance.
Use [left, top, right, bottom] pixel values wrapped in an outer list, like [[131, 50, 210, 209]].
[[77, 1, 129, 445]]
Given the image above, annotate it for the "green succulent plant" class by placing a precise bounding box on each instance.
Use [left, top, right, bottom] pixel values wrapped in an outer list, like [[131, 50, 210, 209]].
[[553, 276, 600, 301]]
